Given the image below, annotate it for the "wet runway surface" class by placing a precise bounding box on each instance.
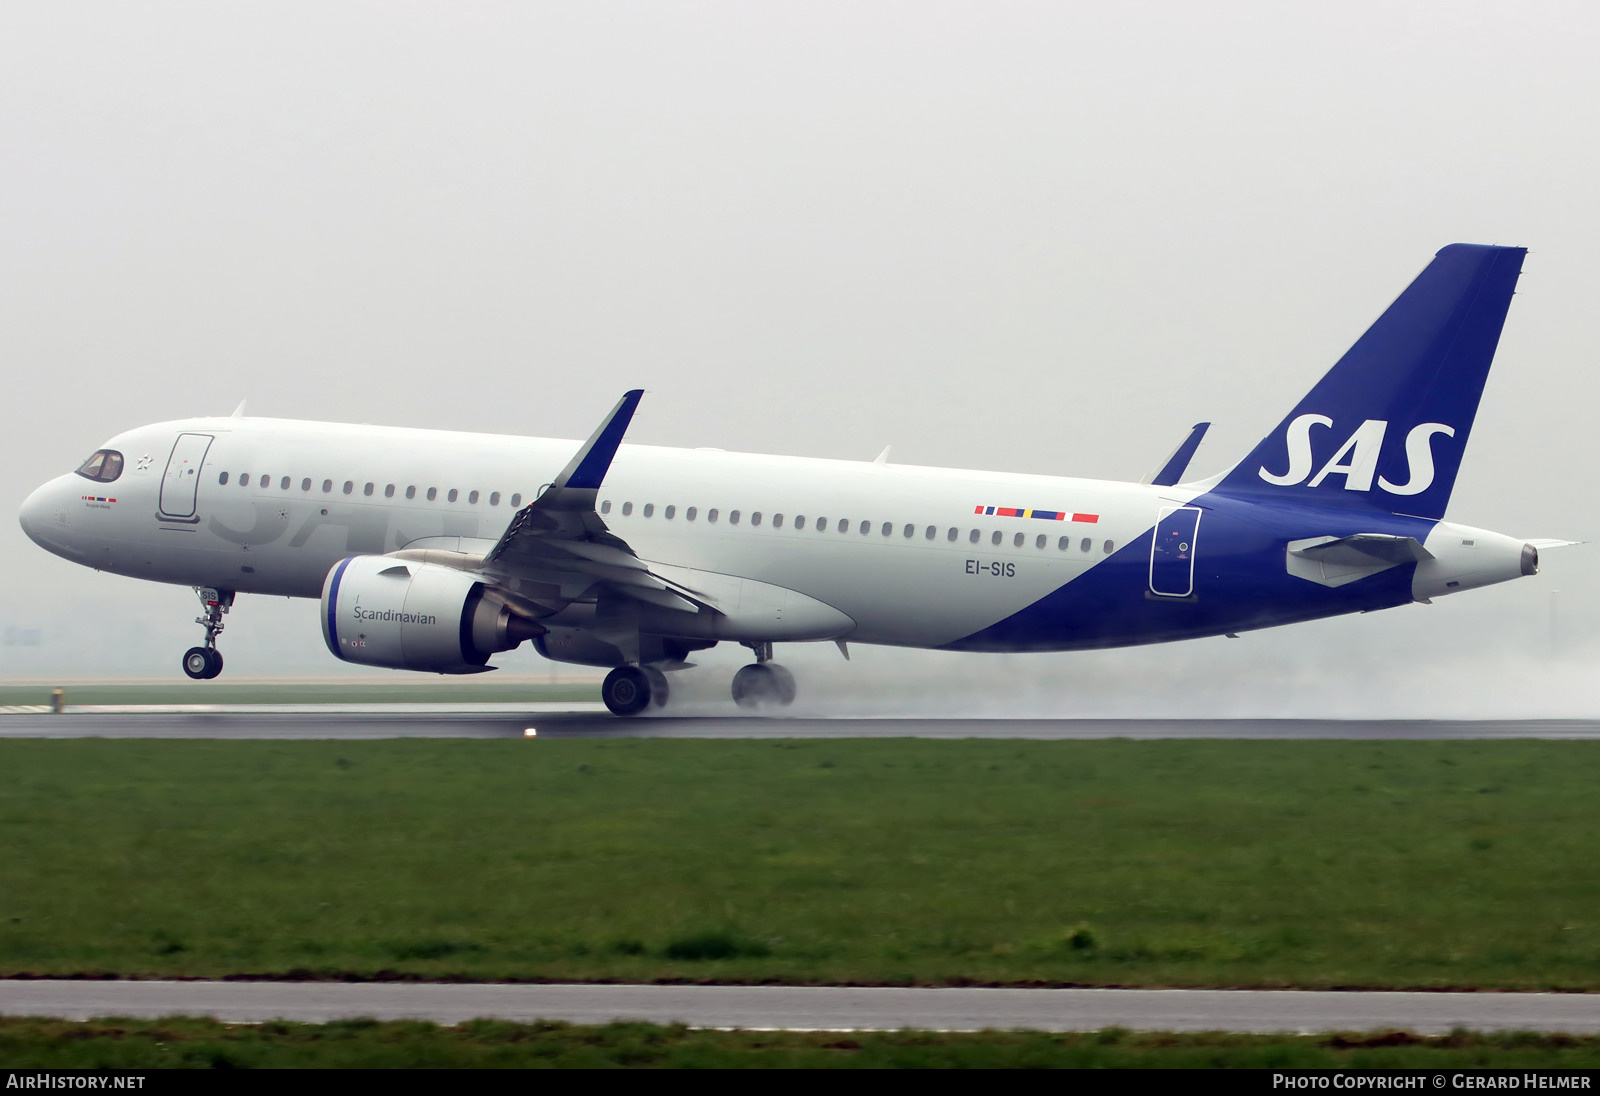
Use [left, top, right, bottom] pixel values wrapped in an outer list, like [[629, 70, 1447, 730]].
[[2, 980, 1596, 1034], [2, 711, 1600, 739]]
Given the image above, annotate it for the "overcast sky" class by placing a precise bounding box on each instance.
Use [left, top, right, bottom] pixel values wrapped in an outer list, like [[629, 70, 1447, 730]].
[[1, 2, 1595, 713]]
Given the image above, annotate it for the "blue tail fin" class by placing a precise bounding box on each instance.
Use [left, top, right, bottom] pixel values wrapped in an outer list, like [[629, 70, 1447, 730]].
[[1213, 244, 1526, 519]]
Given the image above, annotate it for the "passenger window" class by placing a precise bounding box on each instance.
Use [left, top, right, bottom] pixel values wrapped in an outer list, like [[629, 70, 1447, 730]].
[[343, 481, 354, 495], [708, 508, 719, 523], [281, 477, 290, 490], [643, 503, 654, 518], [490, 491, 501, 506], [882, 522, 892, 537], [241, 473, 251, 487], [447, 489, 458, 503], [1035, 535, 1046, 549], [773, 514, 784, 528], [364, 483, 375, 497], [302, 478, 312, 491], [218, 472, 229, 485], [794, 515, 805, 530], [405, 486, 416, 500], [469, 490, 480, 504], [511, 493, 522, 507], [752, 512, 762, 526], [1014, 532, 1025, 547], [665, 505, 676, 519], [969, 529, 980, 544], [384, 485, 395, 498], [601, 500, 611, 514], [1081, 538, 1091, 552], [924, 526, 935, 540], [991, 531, 1002, 546], [686, 507, 697, 521], [322, 480, 333, 493], [1058, 537, 1069, 551], [1103, 540, 1114, 554], [947, 528, 958, 542], [622, 502, 633, 516], [261, 475, 272, 489], [816, 517, 826, 532], [837, 519, 848, 533], [730, 510, 741, 525], [427, 487, 437, 501], [861, 522, 871, 536]]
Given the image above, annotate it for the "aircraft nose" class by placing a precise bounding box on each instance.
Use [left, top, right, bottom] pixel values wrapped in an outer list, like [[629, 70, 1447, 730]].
[[19, 478, 67, 551]]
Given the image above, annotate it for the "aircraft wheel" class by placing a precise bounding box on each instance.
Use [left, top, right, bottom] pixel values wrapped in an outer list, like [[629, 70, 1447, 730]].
[[732, 663, 795, 709], [766, 662, 797, 706], [203, 649, 224, 679], [643, 667, 669, 708], [602, 665, 652, 717], [182, 647, 212, 680]]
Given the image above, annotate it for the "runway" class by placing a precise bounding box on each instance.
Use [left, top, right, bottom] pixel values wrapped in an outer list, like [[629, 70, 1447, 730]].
[[2, 980, 1597, 1034], [2, 710, 1600, 739]]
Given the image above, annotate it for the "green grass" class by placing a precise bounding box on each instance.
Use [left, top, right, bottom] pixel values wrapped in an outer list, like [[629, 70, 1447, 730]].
[[1, 739, 1599, 988], [2, 1018, 1599, 1068], [0, 681, 598, 706]]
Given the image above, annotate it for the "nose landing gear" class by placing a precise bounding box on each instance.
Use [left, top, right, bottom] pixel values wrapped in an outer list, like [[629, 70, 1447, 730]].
[[181, 587, 232, 680]]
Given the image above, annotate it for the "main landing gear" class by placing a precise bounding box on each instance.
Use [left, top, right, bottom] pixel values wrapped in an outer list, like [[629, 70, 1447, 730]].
[[731, 641, 795, 710], [601, 665, 670, 717], [181, 587, 232, 681], [598, 642, 800, 717]]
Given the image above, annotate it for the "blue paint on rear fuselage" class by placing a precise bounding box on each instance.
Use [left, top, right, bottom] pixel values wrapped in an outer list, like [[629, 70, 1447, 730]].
[[945, 492, 1437, 652]]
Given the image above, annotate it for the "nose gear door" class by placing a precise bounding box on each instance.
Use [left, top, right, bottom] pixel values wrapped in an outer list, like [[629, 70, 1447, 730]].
[[158, 433, 213, 522], [1149, 506, 1201, 597]]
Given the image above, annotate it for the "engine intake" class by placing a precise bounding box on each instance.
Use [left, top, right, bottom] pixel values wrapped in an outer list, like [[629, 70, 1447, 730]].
[[320, 556, 542, 673]]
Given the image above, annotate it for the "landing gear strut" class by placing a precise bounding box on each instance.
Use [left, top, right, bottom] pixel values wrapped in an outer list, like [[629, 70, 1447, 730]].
[[731, 641, 796, 709], [601, 665, 671, 716], [182, 587, 232, 680]]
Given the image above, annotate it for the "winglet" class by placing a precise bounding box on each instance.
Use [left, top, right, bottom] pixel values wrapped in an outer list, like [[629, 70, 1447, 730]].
[[554, 390, 644, 491], [230, 400, 247, 418], [1145, 422, 1211, 486]]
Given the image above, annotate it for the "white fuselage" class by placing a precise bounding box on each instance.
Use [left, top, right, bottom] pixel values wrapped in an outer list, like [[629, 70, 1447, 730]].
[[21, 416, 1192, 650]]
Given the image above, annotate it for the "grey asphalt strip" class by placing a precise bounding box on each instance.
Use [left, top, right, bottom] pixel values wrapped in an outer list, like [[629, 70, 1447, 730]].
[[1, 981, 1597, 1034], [4, 713, 1600, 739]]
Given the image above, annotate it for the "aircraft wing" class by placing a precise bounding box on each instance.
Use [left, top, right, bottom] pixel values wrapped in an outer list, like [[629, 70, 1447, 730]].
[[477, 391, 704, 614]]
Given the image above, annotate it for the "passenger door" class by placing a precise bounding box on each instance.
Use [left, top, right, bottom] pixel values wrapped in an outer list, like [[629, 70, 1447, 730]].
[[1149, 506, 1201, 597], [158, 433, 213, 522]]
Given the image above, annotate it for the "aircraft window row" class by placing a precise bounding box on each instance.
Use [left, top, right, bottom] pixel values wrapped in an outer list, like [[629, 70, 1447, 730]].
[[76, 450, 125, 483], [215, 471, 522, 508], [599, 499, 1116, 554]]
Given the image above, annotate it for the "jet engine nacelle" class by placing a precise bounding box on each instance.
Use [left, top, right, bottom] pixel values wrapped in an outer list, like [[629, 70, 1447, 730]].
[[320, 556, 542, 674]]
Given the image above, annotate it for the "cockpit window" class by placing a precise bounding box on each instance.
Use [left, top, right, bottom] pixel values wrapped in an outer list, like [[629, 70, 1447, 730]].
[[75, 450, 124, 483]]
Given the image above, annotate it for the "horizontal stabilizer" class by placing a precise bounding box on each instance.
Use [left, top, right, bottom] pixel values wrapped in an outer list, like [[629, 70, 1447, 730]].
[[1290, 533, 1433, 566]]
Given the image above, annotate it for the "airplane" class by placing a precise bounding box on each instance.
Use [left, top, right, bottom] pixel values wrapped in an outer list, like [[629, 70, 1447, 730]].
[[19, 244, 1569, 716]]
